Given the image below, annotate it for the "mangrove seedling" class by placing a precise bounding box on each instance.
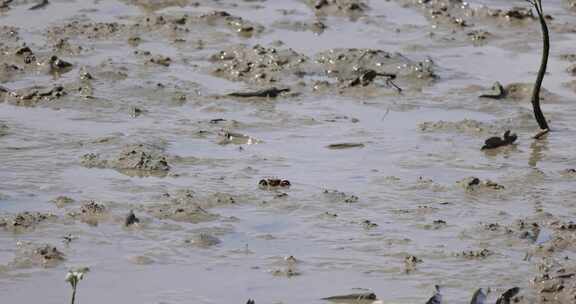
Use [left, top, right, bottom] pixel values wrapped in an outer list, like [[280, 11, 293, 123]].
[[65, 267, 89, 304], [526, 0, 550, 137]]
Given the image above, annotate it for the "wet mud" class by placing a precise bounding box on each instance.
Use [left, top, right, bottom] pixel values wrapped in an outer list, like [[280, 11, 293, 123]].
[[10, 241, 65, 269], [2, 0, 576, 303], [81, 143, 171, 176]]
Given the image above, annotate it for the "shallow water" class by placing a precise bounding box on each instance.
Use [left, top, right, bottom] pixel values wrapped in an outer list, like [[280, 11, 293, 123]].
[[1, 0, 576, 303]]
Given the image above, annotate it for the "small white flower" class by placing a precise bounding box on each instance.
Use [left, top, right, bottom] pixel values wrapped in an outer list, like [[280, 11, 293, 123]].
[[65, 272, 74, 282]]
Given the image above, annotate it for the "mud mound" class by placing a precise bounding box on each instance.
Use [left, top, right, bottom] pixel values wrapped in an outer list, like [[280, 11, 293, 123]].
[[81, 143, 170, 176]]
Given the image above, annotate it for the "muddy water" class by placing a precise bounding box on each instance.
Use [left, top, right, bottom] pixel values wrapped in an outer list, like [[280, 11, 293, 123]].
[[1, 0, 576, 303]]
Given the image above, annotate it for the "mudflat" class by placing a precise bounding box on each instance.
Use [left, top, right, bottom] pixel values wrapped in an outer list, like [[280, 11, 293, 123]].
[[2, 0, 576, 303]]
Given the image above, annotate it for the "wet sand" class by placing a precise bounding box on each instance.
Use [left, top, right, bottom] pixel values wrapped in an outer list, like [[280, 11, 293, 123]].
[[2, 0, 576, 303]]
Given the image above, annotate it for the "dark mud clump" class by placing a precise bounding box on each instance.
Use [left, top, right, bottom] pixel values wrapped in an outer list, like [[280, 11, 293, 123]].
[[139, 192, 220, 224], [125, 210, 140, 227], [466, 30, 492, 44], [184, 233, 221, 248], [143, 203, 218, 223], [134, 50, 172, 67], [204, 192, 237, 208], [67, 200, 109, 226], [322, 189, 359, 203], [80, 153, 108, 168], [314, 48, 436, 91], [211, 46, 434, 94], [158, 189, 237, 209], [2, 85, 67, 106], [532, 260, 576, 302], [46, 10, 263, 46], [47, 55, 73, 74], [392, 0, 470, 29], [482, 6, 536, 21], [341, 70, 398, 89], [0, 45, 74, 84], [50, 195, 75, 208], [563, 61, 576, 74], [51, 38, 84, 56], [404, 255, 423, 272], [194, 11, 264, 37], [560, 53, 576, 62], [396, 0, 539, 31], [0, 211, 57, 231], [46, 21, 128, 41], [307, 0, 368, 18], [454, 248, 493, 258], [361, 219, 378, 229], [210, 44, 308, 84], [110, 143, 170, 172], [529, 216, 576, 299], [457, 177, 505, 192], [81, 143, 170, 176], [12, 241, 65, 268], [479, 217, 569, 252], [271, 20, 327, 35]]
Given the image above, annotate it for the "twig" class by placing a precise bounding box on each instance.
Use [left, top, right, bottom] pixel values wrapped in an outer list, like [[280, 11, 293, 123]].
[[70, 286, 77, 304], [385, 78, 403, 93], [29, 0, 49, 10], [527, 0, 550, 132], [381, 107, 390, 121]]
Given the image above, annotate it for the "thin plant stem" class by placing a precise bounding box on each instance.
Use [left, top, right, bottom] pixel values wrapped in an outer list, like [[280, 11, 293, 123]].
[[71, 286, 76, 304], [530, 0, 550, 131]]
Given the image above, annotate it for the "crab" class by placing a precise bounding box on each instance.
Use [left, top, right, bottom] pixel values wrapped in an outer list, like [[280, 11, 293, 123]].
[[258, 178, 291, 188]]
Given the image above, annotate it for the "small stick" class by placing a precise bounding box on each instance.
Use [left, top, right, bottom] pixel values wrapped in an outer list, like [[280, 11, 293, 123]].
[[385, 78, 403, 93], [381, 107, 390, 121], [29, 0, 49, 10], [526, 0, 551, 132], [70, 286, 77, 304]]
